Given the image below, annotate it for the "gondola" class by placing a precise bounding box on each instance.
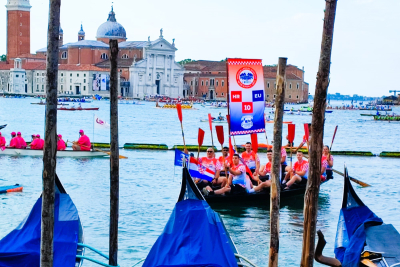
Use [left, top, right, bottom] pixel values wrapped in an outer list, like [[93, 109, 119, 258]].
[[315, 166, 400, 267], [0, 175, 84, 267], [141, 165, 245, 267], [204, 177, 330, 204], [0, 124, 6, 130]]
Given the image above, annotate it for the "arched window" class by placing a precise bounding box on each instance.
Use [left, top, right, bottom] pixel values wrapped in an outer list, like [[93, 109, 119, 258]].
[[121, 54, 129, 59], [61, 51, 67, 59], [101, 53, 108, 60]]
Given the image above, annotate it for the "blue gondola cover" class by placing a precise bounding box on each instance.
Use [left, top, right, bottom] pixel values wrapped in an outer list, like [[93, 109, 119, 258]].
[[142, 199, 238, 267], [0, 193, 79, 267], [334, 169, 382, 267]]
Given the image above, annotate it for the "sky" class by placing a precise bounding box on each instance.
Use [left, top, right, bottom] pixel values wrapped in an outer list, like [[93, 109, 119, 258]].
[[1, 0, 399, 97]]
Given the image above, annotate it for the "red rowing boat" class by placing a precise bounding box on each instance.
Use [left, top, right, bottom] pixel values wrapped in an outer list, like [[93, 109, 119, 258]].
[[57, 107, 99, 111]]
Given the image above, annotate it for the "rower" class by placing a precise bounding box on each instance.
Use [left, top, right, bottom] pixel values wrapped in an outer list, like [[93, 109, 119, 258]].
[[0, 132, 6, 149], [27, 134, 38, 149], [257, 150, 273, 182], [322, 145, 334, 179], [9, 132, 21, 148], [283, 151, 309, 190], [17, 132, 27, 149], [195, 148, 225, 190], [241, 142, 260, 176], [35, 135, 44, 150], [297, 123, 312, 151], [218, 112, 224, 121], [218, 147, 230, 177], [57, 134, 66, 151], [72, 130, 91, 151]]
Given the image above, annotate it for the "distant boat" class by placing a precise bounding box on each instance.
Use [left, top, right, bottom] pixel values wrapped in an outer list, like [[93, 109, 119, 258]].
[[315, 166, 400, 267], [58, 106, 99, 111], [0, 124, 6, 130]]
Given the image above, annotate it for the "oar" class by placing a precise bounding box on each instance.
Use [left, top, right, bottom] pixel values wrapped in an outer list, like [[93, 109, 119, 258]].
[[226, 114, 238, 152], [304, 123, 310, 151], [208, 113, 215, 148], [330, 125, 338, 151], [176, 103, 187, 152], [288, 123, 295, 167], [304, 154, 370, 187], [250, 133, 258, 154], [264, 114, 269, 145], [67, 141, 128, 159], [215, 125, 226, 165], [197, 128, 205, 160]]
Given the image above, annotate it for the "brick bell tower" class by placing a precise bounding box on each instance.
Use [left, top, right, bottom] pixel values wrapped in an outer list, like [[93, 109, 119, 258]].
[[6, 0, 31, 60]]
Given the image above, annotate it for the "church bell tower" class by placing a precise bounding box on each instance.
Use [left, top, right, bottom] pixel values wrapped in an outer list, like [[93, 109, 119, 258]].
[[6, 0, 32, 59]]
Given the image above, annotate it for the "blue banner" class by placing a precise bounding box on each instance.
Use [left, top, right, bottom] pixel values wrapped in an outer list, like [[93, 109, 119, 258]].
[[174, 149, 189, 167]]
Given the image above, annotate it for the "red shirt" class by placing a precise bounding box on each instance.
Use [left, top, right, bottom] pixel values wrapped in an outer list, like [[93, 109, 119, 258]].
[[37, 139, 44, 150], [17, 137, 27, 148], [77, 135, 91, 151], [218, 155, 232, 170], [241, 151, 260, 169], [0, 136, 6, 147], [263, 162, 272, 174], [57, 139, 66, 151], [293, 160, 309, 178], [198, 157, 221, 173], [10, 137, 21, 148]]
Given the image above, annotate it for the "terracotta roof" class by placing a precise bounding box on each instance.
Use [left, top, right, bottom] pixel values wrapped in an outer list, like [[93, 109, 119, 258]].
[[95, 58, 134, 68], [12, 53, 46, 60]]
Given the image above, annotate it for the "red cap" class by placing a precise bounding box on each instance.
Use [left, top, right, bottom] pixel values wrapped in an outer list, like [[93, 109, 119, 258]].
[[36, 134, 40, 138], [17, 132, 21, 135], [58, 134, 62, 138], [11, 132, 16, 135], [79, 130, 84, 133]]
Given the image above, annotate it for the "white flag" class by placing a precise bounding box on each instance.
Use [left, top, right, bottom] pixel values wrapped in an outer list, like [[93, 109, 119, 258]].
[[94, 115, 110, 129]]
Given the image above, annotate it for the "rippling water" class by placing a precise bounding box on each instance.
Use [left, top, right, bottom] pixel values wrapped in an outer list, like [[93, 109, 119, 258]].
[[1, 98, 400, 266]]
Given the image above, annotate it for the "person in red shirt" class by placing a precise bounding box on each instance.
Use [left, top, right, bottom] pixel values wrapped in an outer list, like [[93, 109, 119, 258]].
[[9, 132, 21, 148], [57, 134, 66, 151], [322, 145, 334, 179], [195, 148, 225, 189], [218, 146, 230, 178], [35, 134, 44, 150], [17, 132, 27, 149], [72, 130, 91, 151], [283, 151, 309, 189], [257, 150, 273, 185], [241, 142, 260, 175], [0, 132, 6, 150]]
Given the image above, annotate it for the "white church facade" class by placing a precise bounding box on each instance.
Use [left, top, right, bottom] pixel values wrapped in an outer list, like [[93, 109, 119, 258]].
[[129, 31, 185, 99]]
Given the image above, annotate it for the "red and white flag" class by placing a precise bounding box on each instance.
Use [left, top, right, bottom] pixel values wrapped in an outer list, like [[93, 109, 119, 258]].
[[94, 115, 110, 129]]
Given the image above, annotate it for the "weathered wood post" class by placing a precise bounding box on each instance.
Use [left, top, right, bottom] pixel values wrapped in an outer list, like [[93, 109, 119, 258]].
[[269, 57, 287, 267], [109, 39, 119, 266], [300, 1, 338, 266], [40, 0, 61, 266]]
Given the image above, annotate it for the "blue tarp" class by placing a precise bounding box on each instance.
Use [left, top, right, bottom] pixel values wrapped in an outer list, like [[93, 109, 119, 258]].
[[334, 171, 383, 267], [143, 199, 238, 267], [0, 193, 79, 267]]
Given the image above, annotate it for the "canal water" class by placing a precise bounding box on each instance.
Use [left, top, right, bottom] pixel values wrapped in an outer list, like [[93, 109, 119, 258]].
[[1, 98, 399, 266]]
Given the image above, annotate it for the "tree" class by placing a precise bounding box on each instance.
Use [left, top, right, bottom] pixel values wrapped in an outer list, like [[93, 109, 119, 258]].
[[0, 55, 6, 62], [178, 59, 193, 66]]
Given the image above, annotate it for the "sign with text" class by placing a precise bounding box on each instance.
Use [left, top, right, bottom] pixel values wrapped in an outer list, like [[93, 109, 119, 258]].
[[227, 58, 265, 135]]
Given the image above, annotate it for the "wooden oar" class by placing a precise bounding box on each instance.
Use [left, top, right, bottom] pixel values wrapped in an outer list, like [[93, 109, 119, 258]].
[[215, 125, 225, 161], [176, 103, 187, 152], [304, 123, 310, 152], [208, 113, 214, 148], [264, 114, 269, 145], [288, 124, 295, 167], [303, 154, 370, 187], [197, 128, 205, 160], [330, 125, 338, 151], [250, 133, 258, 154]]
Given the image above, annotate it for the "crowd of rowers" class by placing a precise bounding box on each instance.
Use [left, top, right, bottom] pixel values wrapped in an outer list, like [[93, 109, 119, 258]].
[[0, 130, 92, 151], [195, 140, 334, 196]]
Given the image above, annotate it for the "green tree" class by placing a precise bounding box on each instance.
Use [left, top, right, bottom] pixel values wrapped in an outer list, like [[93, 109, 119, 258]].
[[178, 59, 193, 66], [0, 55, 6, 62]]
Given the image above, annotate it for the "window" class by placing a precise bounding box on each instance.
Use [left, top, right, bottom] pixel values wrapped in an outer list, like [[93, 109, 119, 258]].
[[201, 81, 204, 86], [267, 94, 269, 98], [216, 93, 218, 96], [36, 84, 39, 90], [16, 75, 19, 78], [70, 73, 72, 77], [84, 74, 86, 77], [273, 94, 276, 99], [84, 79, 86, 83], [267, 82, 270, 88], [216, 81, 219, 86], [61, 78, 63, 82], [222, 80, 224, 87], [196, 92, 198, 95], [42, 85, 44, 90], [289, 95, 292, 99], [70, 79, 72, 83], [210, 79, 214, 86], [196, 80, 198, 86], [61, 85, 63, 90], [77, 74, 79, 77], [36, 78, 39, 82], [101, 53, 108, 60], [61, 73, 64, 76], [42, 73, 45, 76], [221, 92, 224, 96], [37, 73, 39, 76], [70, 86, 72, 90], [84, 86, 86, 91], [22, 75, 24, 78], [297, 83, 299, 89], [289, 83, 292, 89], [61, 51, 67, 59], [296, 95, 299, 99], [191, 81, 193, 86], [206, 81, 208, 86], [121, 54, 129, 59], [42, 78, 44, 82]]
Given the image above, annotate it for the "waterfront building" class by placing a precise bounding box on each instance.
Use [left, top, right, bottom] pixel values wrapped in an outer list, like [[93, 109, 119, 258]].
[[183, 60, 309, 103], [1, 0, 184, 98]]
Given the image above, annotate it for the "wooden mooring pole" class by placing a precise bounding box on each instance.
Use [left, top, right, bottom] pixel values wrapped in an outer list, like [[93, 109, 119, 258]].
[[109, 39, 119, 266], [300, 1, 338, 266], [269, 57, 287, 267], [40, 0, 61, 266]]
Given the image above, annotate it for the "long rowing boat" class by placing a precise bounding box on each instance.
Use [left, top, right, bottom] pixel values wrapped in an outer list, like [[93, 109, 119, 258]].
[[0, 184, 23, 194], [200, 118, 227, 123], [0, 148, 107, 157], [58, 107, 99, 111], [373, 115, 400, 121], [0, 175, 85, 267], [140, 166, 243, 267], [315, 166, 400, 267]]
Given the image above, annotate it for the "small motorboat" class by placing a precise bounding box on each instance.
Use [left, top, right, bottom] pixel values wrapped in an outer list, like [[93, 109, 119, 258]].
[[315, 166, 400, 267], [200, 118, 227, 123], [0, 184, 23, 194]]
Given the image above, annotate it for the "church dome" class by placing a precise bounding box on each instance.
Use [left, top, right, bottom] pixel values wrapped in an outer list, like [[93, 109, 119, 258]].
[[96, 7, 126, 40]]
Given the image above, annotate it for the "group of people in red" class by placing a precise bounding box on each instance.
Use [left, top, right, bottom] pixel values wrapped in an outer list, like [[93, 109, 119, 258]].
[[0, 130, 91, 151], [196, 138, 333, 197]]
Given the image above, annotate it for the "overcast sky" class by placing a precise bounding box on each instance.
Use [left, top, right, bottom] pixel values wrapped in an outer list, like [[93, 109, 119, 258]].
[[1, 0, 399, 97]]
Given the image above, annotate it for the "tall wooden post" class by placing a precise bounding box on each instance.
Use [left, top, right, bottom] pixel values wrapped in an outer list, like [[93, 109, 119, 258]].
[[269, 57, 287, 267], [41, 0, 61, 266], [300, 1, 337, 266], [109, 39, 119, 266]]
